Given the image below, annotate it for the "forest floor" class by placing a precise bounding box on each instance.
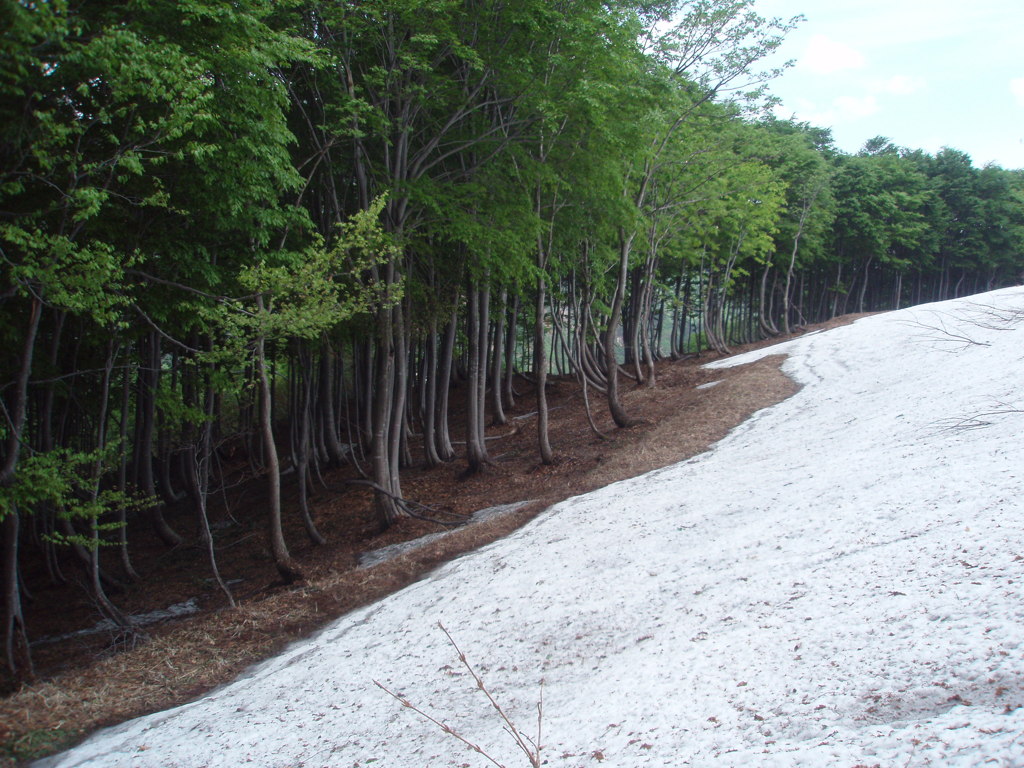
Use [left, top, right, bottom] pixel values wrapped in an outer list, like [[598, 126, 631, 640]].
[[0, 316, 865, 765]]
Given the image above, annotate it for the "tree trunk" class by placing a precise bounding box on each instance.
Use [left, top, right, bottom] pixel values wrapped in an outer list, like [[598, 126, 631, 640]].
[[186, 379, 235, 609], [782, 228, 803, 335], [371, 309, 401, 528], [254, 309, 302, 582], [857, 255, 874, 313], [297, 348, 326, 545], [758, 261, 780, 336], [422, 317, 443, 468], [320, 342, 348, 466], [434, 310, 458, 462], [2, 513, 32, 682], [387, 299, 411, 481], [1, 295, 41, 486], [535, 267, 554, 464], [358, 341, 374, 452], [115, 361, 140, 582], [503, 293, 519, 409], [135, 333, 183, 547], [605, 231, 637, 428], [86, 342, 133, 636], [465, 284, 491, 472], [1, 295, 41, 681], [490, 288, 507, 426]]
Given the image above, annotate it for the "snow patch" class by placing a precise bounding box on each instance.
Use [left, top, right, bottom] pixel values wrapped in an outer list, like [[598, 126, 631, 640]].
[[358, 500, 535, 568], [34, 599, 200, 646]]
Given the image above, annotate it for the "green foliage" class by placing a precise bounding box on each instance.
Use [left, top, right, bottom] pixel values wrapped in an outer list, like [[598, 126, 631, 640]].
[[0, 0, 316, 332], [0, 446, 149, 541], [213, 198, 399, 363], [0, 228, 133, 324], [832, 151, 936, 269], [752, 118, 836, 268]]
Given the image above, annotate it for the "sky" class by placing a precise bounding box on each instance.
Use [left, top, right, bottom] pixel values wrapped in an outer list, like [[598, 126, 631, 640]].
[[43, 287, 1024, 767], [751, 0, 1024, 169]]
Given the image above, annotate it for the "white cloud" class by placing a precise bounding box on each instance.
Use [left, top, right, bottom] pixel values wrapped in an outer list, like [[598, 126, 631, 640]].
[[834, 94, 879, 119], [771, 97, 837, 129], [770, 92, 879, 130], [755, 0, 1024, 166], [1011, 78, 1024, 107], [877, 75, 926, 96], [800, 34, 867, 74]]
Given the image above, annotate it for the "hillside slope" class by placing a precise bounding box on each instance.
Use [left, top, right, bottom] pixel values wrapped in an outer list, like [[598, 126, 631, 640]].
[[41, 288, 1024, 767]]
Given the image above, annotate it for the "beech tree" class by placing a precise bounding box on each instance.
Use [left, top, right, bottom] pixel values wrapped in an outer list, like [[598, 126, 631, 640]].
[[756, 120, 836, 334], [211, 202, 395, 580], [1, 0, 312, 677], [602, 0, 799, 427], [831, 148, 934, 313]]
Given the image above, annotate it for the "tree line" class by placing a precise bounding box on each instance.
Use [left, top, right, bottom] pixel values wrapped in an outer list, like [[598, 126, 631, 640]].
[[2, 0, 1022, 682]]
